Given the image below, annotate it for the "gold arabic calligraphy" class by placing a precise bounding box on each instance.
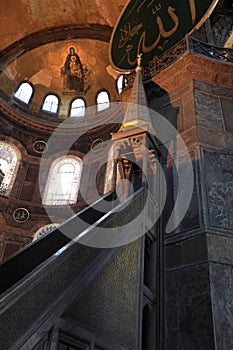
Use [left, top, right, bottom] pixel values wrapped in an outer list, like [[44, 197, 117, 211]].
[[117, 0, 197, 66], [119, 22, 143, 49]]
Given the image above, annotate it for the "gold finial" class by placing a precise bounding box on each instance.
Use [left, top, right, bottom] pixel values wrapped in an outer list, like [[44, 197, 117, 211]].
[[136, 53, 142, 71]]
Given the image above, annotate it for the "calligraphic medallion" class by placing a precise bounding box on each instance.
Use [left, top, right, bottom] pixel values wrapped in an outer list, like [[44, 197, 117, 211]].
[[33, 140, 48, 154], [110, 0, 218, 71], [13, 208, 30, 223]]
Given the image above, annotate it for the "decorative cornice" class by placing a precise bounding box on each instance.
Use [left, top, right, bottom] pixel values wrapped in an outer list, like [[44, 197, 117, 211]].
[[152, 52, 233, 92], [0, 99, 123, 136], [0, 100, 56, 133], [122, 35, 233, 92]]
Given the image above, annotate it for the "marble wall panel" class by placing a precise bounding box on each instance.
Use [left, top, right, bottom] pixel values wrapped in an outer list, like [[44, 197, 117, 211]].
[[203, 148, 233, 230], [210, 263, 233, 350], [194, 92, 223, 132], [165, 263, 215, 350]]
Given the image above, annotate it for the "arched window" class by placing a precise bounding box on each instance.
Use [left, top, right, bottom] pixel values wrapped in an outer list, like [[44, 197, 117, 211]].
[[33, 223, 59, 241], [0, 142, 21, 195], [14, 82, 33, 104], [117, 74, 129, 95], [42, 94, 59, 114], [70, 98, 86, 117], [97, 91, 110, 112], [117, 75, 128, 95], [43, 155, 82, 205], [117, 75, 124, 95]]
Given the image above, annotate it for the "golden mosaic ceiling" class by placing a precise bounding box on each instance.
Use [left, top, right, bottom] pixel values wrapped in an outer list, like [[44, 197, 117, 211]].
[[0, 0, 125, 51], [0, 0, 126, 118]]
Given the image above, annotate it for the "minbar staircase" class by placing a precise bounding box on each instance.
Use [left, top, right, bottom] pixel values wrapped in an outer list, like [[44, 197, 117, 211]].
[[0, 188, 145, 350]]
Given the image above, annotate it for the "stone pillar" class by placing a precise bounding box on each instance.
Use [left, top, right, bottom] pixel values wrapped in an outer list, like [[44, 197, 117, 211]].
[[151, 52, 233, 349]]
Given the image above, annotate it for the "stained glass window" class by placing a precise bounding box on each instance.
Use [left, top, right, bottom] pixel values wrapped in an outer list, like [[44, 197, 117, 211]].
[[33, 223, 59, 241], [70, 98, 86, 117], [42, 94, 59, 114], [43, 155, 82, 205], [14, 82, 33, 104], [0, 142, 21, 195], [97, 91, 110, 112]]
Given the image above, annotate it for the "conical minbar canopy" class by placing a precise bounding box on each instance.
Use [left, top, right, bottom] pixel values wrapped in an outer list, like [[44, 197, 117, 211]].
[[120, 54, 154, 132]]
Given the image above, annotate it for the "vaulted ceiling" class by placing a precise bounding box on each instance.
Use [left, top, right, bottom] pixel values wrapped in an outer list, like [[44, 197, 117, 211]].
[[0, 0, 232, 121], [0, 0, 125, 51], [0, 0, 126, 119]]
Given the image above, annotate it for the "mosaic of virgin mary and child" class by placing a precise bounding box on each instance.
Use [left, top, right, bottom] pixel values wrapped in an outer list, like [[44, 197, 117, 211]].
[[61, 46, 91, 93]]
